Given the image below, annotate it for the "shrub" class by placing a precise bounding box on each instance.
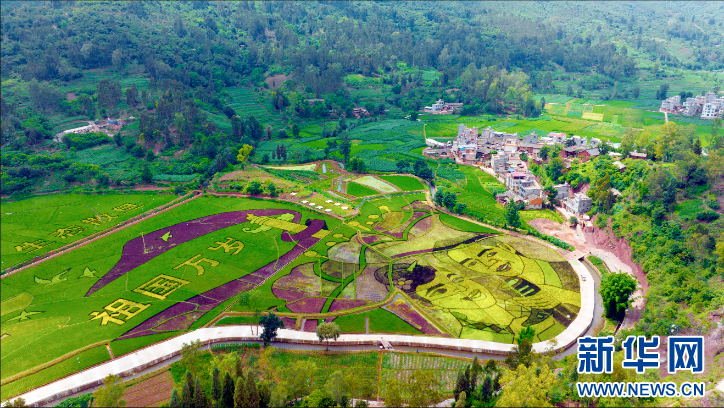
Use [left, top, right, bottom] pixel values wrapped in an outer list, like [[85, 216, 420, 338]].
[[62, 132, 110, 150], [696, 210, 720, 222]]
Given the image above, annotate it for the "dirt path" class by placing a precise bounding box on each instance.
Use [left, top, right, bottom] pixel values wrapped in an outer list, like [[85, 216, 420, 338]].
[[528, 217, 648, 330]]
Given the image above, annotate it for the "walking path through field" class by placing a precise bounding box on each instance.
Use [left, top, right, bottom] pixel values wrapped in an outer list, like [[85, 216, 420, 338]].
[[9, 257, 594, 407]]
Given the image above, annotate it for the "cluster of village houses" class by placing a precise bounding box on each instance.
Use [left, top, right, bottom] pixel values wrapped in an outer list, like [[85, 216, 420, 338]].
[[423, 124, 639, 224], [660, 91, 724, 119], [54, 118, 124, 141], [423, 99, 464, 114]]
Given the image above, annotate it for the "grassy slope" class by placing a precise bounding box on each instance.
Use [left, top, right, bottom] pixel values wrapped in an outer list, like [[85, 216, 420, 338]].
[[378, 175, 426, 192], [346, 182, 380, 198]]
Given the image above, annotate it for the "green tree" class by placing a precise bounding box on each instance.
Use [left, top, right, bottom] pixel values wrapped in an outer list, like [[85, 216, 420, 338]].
[[247, 372, 260, 408], [569, 216, 578, 226], [506, 325, 535, 368], [246, 181, 263, 195], [546, 156, 564, 182], [410, 111, 419, 121], [407, 370, 442, 407], [179, 340, 203, 376], [125, 84, 139, 107], [325, 370, 348, 406], [184, 371, 195, 406], [495, 363, 555, 407], [169, 389, 180, 408], [292, 123, 300, 137], [259, 312, 284, 346], [504, 200, 521, 229], [539, 145, 550, 161], [237, 144, 253, 164], [339, 134, 351, 162], [286, 360, 318, 399], [316, 322, 341, 350], [212, 366, 222, 403], [222, 372, 235, 408], [384, 377, 404, 407], [194, 376, 208, 408], [396, 160, 410, 173], [268, 183, 278, 197], [600, 272, 637, 320], [234, 376, 248, 408], [140, 161, 153, 184], [455, 391, 467, 408], [92, 375, 126, 407]]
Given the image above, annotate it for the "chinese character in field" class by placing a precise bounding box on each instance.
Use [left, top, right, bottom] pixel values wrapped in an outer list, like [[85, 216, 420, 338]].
[[81, 213, 118, 226], [173, 254, 219, 275], [208, 237, 245, 255], [50, 225, 86, 239], [89, 298, 150, 326], [577, 336, 614, 374], [14, 239, 54, 253], [668, 336, 704, 374], [113, 203, 140, 212], [134, 274, 190, 300], [622, 336, 660, 373]]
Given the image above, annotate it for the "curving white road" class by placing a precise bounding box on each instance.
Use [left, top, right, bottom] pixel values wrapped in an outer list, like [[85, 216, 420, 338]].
[[5, 261, 595, 407]]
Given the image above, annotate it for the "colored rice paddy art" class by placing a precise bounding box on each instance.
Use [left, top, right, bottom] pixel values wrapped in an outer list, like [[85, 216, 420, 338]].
[[1, 195, 582, 394]]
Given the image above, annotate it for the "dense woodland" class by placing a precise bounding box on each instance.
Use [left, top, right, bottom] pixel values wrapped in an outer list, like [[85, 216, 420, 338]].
[[3, 1, 724, 158]]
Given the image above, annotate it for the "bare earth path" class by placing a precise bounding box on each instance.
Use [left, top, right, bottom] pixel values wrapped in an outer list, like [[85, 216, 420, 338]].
[[528, 217, 648, 330]]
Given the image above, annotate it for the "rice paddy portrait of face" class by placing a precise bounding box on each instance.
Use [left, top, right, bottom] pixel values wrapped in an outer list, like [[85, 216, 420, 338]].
[[372, 235, 581, 343]]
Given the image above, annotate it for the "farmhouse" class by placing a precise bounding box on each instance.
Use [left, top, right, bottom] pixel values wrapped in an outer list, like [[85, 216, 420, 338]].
[[628, 152, 648, 160], [526, 197, 543, 210], [424, 99, 462, 114], [612, 160, 627, 172], [490, 153, 509, 174], [505, 171, 542, 200], [352, 107, 370, 118], [552, 183, 571, 200], [563, 193, 592, 215], [578, 148, 600, 162]]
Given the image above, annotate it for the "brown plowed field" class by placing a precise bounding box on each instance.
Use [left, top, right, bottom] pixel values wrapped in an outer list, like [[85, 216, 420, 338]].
[[123, 370, 174, 407]]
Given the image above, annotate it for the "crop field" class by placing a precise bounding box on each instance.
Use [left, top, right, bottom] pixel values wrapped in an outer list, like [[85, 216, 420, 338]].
[[0, 193, 176, 270], [378, 175, 425, 192], [380, 353, 471, 400], [0, 190, 580, 399], [351, 176, 399, 194]]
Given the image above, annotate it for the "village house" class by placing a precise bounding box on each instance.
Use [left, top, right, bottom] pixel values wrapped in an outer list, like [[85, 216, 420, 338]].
[[352, 107, 370, 118], [552, 183, 571, 200], [526, 197, 543, 210], [612, 160, 627, 172], [547, 132, 567, 145], [491, 153, 509, 174], [563, 193, 592, 215], [578, 148, 600, 162], [660, 95, 682, 112], [424, 99, 463, 114], [422, 147, 452, 159], [628, 152, 648, 160], [505, 171, 542, 200], [503, 138, 519, 154]]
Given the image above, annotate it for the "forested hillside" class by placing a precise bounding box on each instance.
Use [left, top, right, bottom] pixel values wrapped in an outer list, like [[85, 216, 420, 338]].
[[1, 1, 723, 194]]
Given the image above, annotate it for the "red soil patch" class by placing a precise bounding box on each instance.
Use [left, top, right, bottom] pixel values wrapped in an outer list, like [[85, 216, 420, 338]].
[[265, 73, 290, 89], [444, 88, 461, 93], [66, 92, 78, 101], [123, 370, 174, 407]]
